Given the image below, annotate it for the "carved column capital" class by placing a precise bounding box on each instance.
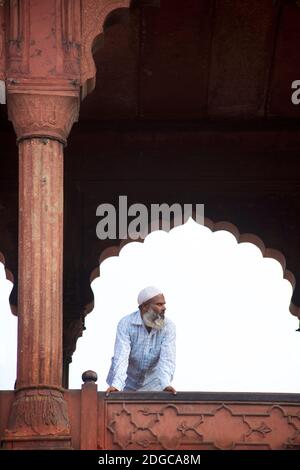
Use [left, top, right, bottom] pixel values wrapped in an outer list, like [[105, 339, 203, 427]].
[[7, 84, 80, 145]]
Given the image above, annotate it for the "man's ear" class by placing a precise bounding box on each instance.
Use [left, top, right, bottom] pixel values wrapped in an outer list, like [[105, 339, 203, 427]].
[[140, 303, 148, 315]]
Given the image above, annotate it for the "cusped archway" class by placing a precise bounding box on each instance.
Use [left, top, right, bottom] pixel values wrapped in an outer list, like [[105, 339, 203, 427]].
[[69, 217, 299, 392]]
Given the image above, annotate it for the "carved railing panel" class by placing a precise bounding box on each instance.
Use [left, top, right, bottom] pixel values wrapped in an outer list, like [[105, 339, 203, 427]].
[[101, 393, 300, 450]]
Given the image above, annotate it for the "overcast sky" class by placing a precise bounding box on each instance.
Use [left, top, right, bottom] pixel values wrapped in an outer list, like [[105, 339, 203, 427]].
[[1, 219, 299, 392]]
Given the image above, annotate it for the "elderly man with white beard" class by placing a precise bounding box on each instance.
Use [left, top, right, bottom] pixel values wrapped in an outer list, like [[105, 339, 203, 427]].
[[105, 286, 176, 395]]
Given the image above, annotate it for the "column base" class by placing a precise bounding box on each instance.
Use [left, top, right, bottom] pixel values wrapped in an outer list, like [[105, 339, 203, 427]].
[[1, 435, 72, 450], [1, 387, 72, 450]]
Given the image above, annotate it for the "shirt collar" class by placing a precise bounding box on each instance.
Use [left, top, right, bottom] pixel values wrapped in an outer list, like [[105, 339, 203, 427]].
[[132, 309, 144, 326]]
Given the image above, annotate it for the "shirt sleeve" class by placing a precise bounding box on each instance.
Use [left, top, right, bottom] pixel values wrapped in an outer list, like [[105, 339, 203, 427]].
[[156, 321, 176, 390], [106, 318, 131, 390]]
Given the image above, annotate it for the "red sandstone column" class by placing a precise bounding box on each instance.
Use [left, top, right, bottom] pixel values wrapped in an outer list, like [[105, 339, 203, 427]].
[[3, 89, 78, 449]]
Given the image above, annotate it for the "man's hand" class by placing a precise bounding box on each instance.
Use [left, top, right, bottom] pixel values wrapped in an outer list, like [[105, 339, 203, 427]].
[[163, 386, 177, 395], [105, 386, 119, 397]]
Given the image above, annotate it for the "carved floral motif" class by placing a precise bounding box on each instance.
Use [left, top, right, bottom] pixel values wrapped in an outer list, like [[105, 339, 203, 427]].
[[106, 402, 300, 450]]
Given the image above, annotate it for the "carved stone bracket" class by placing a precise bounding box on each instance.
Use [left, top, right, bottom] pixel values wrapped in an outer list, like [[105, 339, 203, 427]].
[[7, 82, 80, 145]]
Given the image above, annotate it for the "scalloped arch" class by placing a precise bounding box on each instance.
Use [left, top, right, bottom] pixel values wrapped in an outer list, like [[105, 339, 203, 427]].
[[85, 217, 299, 320], [81, 0, 131, 99]]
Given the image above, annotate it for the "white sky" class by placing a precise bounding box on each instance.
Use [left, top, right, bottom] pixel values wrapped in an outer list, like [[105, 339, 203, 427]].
[[0, 265, 17, 390], [1, 219, 300, 392]]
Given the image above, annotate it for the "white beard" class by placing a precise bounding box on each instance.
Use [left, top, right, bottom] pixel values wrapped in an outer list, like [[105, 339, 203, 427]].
[[143, 307, 165, 330]]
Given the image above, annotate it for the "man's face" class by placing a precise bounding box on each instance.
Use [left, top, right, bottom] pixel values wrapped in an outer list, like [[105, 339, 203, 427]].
[[141, 294, 166, 330]]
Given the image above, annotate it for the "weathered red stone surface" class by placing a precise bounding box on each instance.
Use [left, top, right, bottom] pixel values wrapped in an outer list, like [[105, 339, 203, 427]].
[[2, 112, 75, 449], [104, 398, 300, 450], [0, 2, 5, 82], [1, 0, 81, 447], [64, 385, 300, 450], [3, 388, 300, 450], [7, 90, 79, 144], [1, 0, 300, 450], [17, 138, 64, 388]]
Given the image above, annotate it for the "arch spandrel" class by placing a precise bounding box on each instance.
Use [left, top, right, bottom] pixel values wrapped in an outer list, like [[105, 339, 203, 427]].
[[81, 0, 132, 99]]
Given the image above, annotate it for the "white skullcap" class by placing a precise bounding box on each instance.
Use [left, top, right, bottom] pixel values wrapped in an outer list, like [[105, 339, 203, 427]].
[[138, 286, 163, 306]]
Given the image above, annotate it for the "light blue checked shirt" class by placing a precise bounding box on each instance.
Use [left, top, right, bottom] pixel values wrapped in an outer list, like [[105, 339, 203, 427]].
[[106, 310, 176, 391]]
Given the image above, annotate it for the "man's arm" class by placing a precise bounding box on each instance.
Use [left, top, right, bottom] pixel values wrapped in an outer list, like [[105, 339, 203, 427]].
[[156, 321, 176, 394], [106, 318, 131, 395]]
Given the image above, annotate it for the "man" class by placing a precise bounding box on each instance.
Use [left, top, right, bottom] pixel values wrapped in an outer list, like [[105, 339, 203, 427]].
[[106, 286, 176, 395]]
